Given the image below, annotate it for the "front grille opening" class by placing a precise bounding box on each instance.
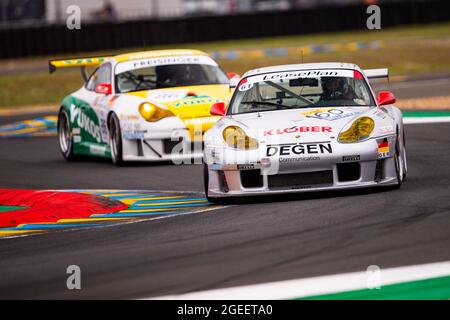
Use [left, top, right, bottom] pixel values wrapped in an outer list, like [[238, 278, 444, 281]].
[[163, 139, 204, 154], [240, 169, 263, 188], [163, 138, 182, 154], [218, 170, 229, 193], [268, 170, 333, 190], [337, 162, 361, 182], [374, 159, 385, 182]]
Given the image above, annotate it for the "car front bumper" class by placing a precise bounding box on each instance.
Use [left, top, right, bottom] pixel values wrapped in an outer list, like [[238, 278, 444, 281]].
[[121, 118, 204, 162], [205, 136, 398, 198]]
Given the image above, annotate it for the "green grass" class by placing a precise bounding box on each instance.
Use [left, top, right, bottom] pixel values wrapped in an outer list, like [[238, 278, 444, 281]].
[[298, 275, 450, 300], [1, 22, 450, 108], [0, 72, 84, 107]]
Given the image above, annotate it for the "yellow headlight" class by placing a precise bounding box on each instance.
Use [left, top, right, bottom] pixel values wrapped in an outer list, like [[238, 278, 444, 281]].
[[139, 102, 174, 122], [338, 117, 375, 143], [222, 126, 258, 150]]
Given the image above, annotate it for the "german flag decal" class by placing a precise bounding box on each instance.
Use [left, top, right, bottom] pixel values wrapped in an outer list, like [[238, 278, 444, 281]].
[[378, 138, 390, 158]]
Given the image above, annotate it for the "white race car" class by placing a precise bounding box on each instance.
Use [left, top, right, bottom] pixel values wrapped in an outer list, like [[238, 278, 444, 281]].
[[203, 62, 407, 202]]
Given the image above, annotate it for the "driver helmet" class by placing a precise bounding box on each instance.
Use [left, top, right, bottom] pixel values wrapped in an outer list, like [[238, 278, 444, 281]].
[[321, 77, 349, 98]]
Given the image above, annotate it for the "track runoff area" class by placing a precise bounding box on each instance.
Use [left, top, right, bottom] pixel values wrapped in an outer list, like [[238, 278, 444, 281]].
[[0, 108, 449, 302]]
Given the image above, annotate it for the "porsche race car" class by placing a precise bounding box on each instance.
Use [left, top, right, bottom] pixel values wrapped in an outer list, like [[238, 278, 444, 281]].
[[203, 62, 407, 202], [50, 49, 238, 164]]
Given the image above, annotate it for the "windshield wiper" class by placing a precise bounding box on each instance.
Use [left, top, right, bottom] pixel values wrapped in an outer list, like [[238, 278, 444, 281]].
[[265, 81, 313, 106], [241, 101, 292, 109]]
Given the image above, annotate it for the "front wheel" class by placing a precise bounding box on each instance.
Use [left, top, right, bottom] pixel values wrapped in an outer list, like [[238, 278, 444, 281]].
[[109, 113, 123, 166], [203, 163, 213, 202], [58, 108, 77, 161], [203, 163, 238, 204], [394, 128, 406, 189]]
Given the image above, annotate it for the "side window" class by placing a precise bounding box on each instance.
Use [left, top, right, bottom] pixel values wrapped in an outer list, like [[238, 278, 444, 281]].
[[86, 64, 112, 91]]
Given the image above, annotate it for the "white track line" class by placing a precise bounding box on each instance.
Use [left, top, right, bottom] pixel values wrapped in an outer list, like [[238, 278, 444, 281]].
[[148, 261, 450, 300], [404, 116, 450, 124]]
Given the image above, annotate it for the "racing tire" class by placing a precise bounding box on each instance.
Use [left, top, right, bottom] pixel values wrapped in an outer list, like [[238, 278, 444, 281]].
[[203, 163, 214, 202], [393, 128, 406, 189], [401, 128, 407, 181], [58, 108, 77, 161], [109, 113, 124, 166]]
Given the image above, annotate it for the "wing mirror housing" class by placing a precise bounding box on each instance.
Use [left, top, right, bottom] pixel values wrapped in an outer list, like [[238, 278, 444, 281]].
[[210, 102, 227, 116], [227, 72, 241, 89], [95, 83, 112, 95], [377, 91, 396, 106]]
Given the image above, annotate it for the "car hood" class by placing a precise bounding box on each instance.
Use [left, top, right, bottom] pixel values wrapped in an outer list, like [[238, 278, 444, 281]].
[[225, 106, 377, 144], [126, 84, 231, 140], [126, 84, 231, 119]]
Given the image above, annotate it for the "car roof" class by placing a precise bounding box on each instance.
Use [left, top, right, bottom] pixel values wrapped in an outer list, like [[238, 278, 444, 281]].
[[112, 49, 210, 63], [242, 62, 362, 78]]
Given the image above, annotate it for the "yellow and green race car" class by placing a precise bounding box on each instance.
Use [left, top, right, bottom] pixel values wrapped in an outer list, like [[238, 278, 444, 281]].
[[50, 49, 238, 165]]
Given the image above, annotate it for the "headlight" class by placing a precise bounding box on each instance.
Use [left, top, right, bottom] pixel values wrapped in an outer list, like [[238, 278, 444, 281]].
[[139, 102, 174, 122], [338, 117, 375, 143], [222, 125, 258, 150]]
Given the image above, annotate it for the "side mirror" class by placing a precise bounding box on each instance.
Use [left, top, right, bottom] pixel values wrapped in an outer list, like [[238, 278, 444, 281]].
[[95, 83, 112, 95], [227, 72, 241, 89], [210, 102, 227, 116], [377, 91, 396, 106]]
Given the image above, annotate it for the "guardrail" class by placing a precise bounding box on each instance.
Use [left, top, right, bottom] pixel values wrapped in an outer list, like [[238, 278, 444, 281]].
[[0, 0, 449, 59]]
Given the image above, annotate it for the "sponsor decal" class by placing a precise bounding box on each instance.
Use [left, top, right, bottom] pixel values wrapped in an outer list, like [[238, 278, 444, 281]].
[[262, 70, 340, 81], [377, 138, 390, 158], [237, 164, 255, 170], [100, 117, 108, 140], [89, 144, 106, 155], [342, 155, 361, 162], [122, 122, 142, 131], [302, 108, 361, 121], [61, 58, 107, 66], [238, 79, 253, 92], [122, 122, 146, 140], [380, 107, 390, 114], [128, 50, 202, 60], [374, 109, 387, 119], [123, 131, 145, 140], [147, 90, 186, 103], [266, 142, 333, 157], [115, 55, 217, 74], [279, 156, 320, 163], [119, 115, 139, 121], [246, 69, 354, 85], [70, 104, 103, 143], [264, 126, 332, 136], [183, 116, 221, 126], [378, 125, 395, 135], [73, 135, 81, 143], [174, 95, 222, 107], [72, 128, 80, 134]]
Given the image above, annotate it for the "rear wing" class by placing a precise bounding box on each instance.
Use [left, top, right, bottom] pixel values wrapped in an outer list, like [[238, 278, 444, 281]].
[[48, 56, 112, 81], [363, 68, 389, 79]]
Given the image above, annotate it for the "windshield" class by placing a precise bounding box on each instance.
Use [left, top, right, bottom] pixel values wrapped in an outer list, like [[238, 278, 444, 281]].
[[229, 69, 375, 115], [115, 62, 229, 93]]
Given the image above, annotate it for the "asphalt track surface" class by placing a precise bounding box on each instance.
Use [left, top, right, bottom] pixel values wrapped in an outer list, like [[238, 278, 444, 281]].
[[0, 80, 450, 299]]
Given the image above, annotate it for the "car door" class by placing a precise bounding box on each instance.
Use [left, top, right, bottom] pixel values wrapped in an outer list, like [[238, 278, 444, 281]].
[[78, 63, 113, 156]]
